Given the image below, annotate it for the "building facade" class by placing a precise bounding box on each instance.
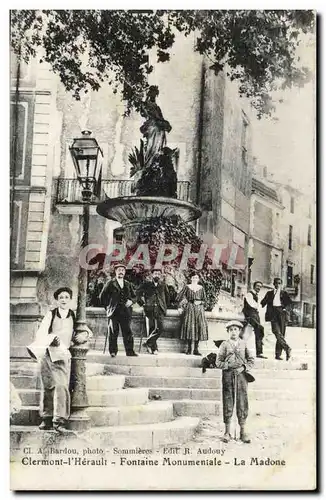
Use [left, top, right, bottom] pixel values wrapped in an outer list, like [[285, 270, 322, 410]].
[[250, 164, 316, 327], [10, 34, 254, 355], [249, 176, 284, 291]]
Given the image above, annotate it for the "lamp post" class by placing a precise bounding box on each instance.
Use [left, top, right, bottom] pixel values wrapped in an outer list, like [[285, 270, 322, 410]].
[[68, 130, 103, 431]]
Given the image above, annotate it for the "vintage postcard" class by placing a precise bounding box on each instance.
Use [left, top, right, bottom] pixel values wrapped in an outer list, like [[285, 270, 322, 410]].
[[9, 9, 316, 491]]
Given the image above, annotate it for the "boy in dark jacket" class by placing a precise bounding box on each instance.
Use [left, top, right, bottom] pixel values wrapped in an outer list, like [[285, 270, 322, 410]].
[[216, 320, 255, 444]]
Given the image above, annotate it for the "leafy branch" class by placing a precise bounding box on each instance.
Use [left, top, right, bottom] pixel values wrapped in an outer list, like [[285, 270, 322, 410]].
[[10, 10, 315, 117]]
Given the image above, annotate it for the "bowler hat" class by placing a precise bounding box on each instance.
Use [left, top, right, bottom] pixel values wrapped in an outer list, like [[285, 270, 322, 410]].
[[225, 320, 244, 330], [113, 263, 127, 271]]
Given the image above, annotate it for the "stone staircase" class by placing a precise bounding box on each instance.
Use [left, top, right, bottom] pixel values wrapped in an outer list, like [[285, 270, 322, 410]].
[[10, 328, 315, 459], [88, 350, 314, 417], [10, 359, 200, 457]]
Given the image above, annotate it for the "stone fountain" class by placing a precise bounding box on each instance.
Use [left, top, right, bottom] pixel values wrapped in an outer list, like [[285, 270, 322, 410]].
[[96, 85, 202, 242]]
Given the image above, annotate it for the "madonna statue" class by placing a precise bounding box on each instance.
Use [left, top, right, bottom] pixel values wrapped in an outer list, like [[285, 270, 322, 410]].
[[140, 86, 172, 168]]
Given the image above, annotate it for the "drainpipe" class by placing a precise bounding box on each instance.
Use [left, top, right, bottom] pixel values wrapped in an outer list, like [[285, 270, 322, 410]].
[[196, 62, 205, 207], [10, 49, 21, 266]]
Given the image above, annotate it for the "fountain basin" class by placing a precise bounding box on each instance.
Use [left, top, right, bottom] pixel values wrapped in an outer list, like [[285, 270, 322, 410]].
[[96, 196, 202, 225]]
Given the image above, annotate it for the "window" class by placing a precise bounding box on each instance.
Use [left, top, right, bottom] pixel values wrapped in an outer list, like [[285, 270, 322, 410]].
[[310, 264, 315, 285], [287, 265, 293, 287], [307, 225, 312, 246], [288, 225, 293, 250], [290, 197, 294, 214]]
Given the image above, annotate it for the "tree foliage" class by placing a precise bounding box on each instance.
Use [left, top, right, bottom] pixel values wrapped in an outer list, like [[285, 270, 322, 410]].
[[10, 10, 315, 117]]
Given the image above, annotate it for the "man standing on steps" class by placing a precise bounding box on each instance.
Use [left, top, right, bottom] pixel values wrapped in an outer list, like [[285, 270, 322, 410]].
[[242, 280, 267, 359], [136, 268, 170, 355], [99, 264, 138, 357], [261, 277, 292, 361]]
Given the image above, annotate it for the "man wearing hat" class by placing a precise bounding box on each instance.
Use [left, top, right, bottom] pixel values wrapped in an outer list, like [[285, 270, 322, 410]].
[[136, 268, 170, 354], [242, 280, 267, 359], [99, 264, 138, 357], [260, 277, 292, 361], [216, 320, 255, 444]]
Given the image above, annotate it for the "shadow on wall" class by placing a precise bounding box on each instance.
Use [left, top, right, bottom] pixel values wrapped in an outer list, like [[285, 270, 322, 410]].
[[37, 255, 79, 311]]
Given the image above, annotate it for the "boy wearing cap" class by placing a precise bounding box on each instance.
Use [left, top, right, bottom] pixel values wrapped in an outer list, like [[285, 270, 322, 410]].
[[99, 264, 138, 357], [216, 320, 255, 444], [27, 287, 86, 432]]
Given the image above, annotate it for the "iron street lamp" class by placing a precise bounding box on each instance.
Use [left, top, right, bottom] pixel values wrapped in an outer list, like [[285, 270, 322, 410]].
[[68, 130, 103, 431]]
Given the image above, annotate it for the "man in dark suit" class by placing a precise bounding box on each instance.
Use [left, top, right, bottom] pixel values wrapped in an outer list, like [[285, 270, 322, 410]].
[[260, 278, 292, 361], [242, 280, 267, 358], [99, 264, 138, 357], [137, 269, 170, 355]]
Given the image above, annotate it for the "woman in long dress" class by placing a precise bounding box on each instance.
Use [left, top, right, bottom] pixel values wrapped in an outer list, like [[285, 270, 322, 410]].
[[177, 272, 209, 355]]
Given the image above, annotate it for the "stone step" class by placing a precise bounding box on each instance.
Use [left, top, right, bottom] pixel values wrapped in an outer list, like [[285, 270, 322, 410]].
[[88, 388, 149, 407], [17, 389, 41, 407], [88, 401, 173, 427], [12, 393, 314, 428], [87, 375, 125, 392], [172, 398, 313, 417], [173, 400, 221, 417], [147, 387, 311, 401], [10, 361, 39, 376], [10, 360, 106, 377], [91, 338, 315, 358], [11, 373, 126, 391], [11, 406, 41, 426], [11, 375, 39, 390], [124, 375, 312, 391], [10, 416, 200, 452], [104, 364, 311, 379], [12, 401, 174, 427], [17, 387, 149, 408], [88, 351, 309, 370]]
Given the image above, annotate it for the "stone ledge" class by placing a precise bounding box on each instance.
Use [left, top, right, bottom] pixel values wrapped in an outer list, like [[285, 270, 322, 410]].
[[86, 306, 244, 322]]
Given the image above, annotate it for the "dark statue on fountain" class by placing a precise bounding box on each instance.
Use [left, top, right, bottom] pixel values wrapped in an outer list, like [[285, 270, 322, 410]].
[[129, 86, 178, 198]]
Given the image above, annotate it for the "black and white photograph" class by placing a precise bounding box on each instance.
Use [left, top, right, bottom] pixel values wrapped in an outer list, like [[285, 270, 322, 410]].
[[9, 9, 316, 491]]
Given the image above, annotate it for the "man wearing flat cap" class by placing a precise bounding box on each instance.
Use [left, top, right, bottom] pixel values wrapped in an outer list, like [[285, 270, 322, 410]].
[[99, 264, 138, 357]]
